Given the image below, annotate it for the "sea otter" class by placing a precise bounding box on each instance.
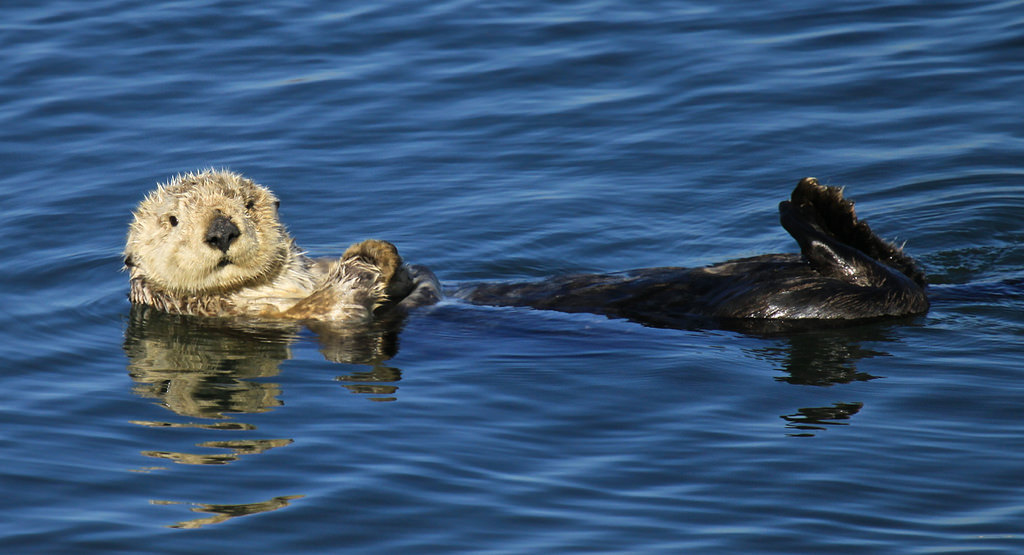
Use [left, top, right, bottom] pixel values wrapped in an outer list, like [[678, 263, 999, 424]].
[[456, 177, 929, 329], [124, 169, 440, 321]]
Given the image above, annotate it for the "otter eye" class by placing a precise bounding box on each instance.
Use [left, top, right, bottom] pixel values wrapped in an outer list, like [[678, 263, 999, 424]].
[[246, 200, 256, 211], [274, 200, 280, 210], [168, 215, 178, 227]]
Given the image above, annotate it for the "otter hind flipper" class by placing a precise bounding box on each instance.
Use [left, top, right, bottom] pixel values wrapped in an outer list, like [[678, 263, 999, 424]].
[[780, 177, 926, 289]]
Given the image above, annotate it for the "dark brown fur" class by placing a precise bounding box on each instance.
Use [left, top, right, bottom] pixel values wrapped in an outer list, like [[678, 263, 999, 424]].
[[457, 178, 928, 329]]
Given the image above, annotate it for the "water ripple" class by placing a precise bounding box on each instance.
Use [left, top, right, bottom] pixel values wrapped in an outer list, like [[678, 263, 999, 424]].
[[2, 0, 1023, 552]]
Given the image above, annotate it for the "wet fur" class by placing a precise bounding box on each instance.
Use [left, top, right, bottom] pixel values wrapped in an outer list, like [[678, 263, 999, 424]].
[[124, 169, 440, 321], [457, 178, 929, 328]]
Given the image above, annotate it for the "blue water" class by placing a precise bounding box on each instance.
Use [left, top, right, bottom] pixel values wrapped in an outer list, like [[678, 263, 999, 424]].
[[2, 1, 1023, 552]]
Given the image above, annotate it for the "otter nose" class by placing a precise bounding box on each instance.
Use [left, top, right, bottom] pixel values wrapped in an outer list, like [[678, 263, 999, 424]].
[[205, 214, 240, 253]]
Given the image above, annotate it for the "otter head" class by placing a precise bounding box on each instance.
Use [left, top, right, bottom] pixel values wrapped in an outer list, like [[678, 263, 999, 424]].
[[124, 170, 289, 296]]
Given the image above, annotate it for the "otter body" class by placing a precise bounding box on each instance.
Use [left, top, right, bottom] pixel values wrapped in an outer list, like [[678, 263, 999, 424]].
[[458, 178, 928, 328], [124, 170, 440, 321]]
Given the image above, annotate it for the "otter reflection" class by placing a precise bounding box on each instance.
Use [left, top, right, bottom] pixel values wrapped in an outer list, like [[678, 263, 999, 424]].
[[124, 304, 406, 419], [781, 402, 863, 437], [748, 323, 913, 386], [141, 438, 295, 466], [123, 305, 406, 526], [123, 306, 407, 466], [152, 495, 304, 529], [746, 321, 915, 436], [125, 305, 291, 420]]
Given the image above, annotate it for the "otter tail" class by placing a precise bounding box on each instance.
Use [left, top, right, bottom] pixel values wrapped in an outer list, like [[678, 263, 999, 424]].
[[779, 177, 927, 289]]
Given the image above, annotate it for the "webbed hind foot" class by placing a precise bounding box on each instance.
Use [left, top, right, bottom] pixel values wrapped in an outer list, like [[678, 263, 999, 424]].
[[781, 177, 926, 289]]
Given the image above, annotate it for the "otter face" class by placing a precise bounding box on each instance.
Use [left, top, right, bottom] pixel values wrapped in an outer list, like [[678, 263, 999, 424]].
[[125, 170, 289, 295]]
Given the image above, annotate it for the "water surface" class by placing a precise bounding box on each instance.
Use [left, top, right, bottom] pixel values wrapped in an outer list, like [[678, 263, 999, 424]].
[[2, 1, 1023, 552]]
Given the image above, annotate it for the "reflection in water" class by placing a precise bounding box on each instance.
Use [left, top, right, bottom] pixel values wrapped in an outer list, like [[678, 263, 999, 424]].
[[123, 306, 295, 420], [152, 495, 304, 529], [745, 321, 916, 436], [306, 319, 400, 366], [781, 402, 864, 437], [129, 420, 257, 431], [123, 304, 407, 417], [336, 365, 402, 401], [142, 438, 294, 466], [758, 332, 887, 387], [748, 322, 912, 386], [123, 304, 408, 526]]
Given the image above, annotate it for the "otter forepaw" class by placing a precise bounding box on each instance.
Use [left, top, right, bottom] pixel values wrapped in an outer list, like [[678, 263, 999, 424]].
[[342, 239, 403, 284]]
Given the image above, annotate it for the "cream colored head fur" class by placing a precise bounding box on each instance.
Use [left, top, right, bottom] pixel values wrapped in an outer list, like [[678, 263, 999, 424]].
[[124, 169, 290, 296]]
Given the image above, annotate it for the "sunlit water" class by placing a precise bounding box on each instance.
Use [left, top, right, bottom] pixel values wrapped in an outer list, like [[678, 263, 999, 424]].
[[2, 1, 1023, 552]]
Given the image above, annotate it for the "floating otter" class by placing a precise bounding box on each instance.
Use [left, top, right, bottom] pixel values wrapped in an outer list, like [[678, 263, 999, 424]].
[[457, 178, 929, 329], [124, 169, 440, 321]]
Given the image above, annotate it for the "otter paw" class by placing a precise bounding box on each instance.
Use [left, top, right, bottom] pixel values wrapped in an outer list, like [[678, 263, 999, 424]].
[[342, 239, 403, 283]]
